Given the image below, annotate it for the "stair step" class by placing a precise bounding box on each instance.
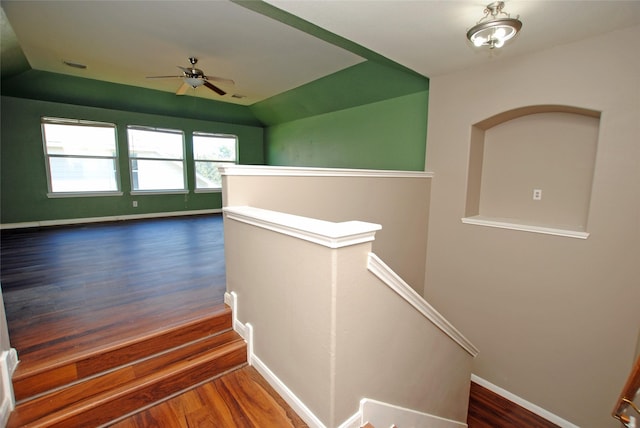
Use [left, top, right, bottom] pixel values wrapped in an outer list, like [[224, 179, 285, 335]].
[[13, 307, 232, 401], [8, 332, 247, 427], [8, 304, 248, 428]]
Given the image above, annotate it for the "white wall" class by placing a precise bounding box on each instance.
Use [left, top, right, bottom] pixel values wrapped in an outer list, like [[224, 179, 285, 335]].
[[424, 25, 640, 428]]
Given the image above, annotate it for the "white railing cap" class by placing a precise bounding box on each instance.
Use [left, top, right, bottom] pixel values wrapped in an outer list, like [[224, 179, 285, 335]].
[[224, 206, 381, 249]]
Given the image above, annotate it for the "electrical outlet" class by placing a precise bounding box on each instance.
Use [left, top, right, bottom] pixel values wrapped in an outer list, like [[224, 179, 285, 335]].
[[533, 189, 542, 201], [133, 201, 138, 208]]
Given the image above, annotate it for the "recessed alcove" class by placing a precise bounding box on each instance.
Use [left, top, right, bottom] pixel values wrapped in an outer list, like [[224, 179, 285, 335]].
[[463, 105, 601, 239]]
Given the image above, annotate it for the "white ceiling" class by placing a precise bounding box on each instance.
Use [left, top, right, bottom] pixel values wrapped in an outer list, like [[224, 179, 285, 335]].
[[267, 0, 640, 78], [0, 0, 364, 105], [3, 0, 640, 105]]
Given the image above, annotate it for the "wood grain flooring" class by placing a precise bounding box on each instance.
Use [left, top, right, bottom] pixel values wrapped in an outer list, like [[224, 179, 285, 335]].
[[1, 215, 306, 427], [110, 366, 308, 428], [1, 215, 227, 378], [467, 382, 559, 427]]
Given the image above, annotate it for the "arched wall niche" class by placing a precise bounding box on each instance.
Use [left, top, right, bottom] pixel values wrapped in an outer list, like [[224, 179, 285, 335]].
[[463, 105, 601, 238]]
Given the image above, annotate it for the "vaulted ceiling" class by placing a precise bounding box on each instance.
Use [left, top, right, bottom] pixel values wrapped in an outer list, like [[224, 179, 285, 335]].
[[2, 1, 639, 107]]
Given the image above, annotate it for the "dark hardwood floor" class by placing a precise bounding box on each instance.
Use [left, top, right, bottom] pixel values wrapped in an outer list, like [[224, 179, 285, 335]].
[[0, 215, 307, 426], [467, 382, 559, 428], [1, 215, 227, 374]]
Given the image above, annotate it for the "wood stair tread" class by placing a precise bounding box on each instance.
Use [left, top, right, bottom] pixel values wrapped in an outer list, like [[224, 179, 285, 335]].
[[8, 331, 247, 427], [13, 304, 230, 378], [13, 305, 232, 401]]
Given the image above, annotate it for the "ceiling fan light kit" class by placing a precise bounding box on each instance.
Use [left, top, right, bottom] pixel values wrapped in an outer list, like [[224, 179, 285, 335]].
[[467, 1, 522, 49], [146, 57, 234, 96], [184, 77, 205, 88]]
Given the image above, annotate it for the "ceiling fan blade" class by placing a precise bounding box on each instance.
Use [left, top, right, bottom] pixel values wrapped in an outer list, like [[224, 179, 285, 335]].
[[203, 81, 226, 96], [207, 76, 235, 86], [146, 75, 183, 79], [176, 82, 190, 95]]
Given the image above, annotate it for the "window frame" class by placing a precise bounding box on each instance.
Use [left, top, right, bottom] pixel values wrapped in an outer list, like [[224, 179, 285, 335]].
[[41, 116, 122, 198], [127, 125, 188, 195], [192, 132, 238, 193]]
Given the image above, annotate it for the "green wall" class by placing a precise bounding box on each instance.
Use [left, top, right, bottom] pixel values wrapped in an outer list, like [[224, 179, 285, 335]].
[[0, 96, 264, 224], [2, 70, 262, 127], [265, 90, 428, 170]]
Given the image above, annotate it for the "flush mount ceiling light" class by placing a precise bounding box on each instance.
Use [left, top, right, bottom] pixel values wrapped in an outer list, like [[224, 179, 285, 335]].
[[467, 1, 522, 49]]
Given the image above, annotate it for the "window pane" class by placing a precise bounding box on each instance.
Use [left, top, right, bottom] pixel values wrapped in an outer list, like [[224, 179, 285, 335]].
[[132, 159, 185, 191], [128, 128, 184, 159], [49, 157, 118, 192], [193, 135, 236, 161], [195, 161, 224, 189], [44, 123, 116, 157]]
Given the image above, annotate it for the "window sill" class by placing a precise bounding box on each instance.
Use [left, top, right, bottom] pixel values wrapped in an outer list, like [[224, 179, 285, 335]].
[[47, 191, 124, 198], [130, 190, 188, 196], [194, 188, 222, 194], [461, 216, 589, 239]]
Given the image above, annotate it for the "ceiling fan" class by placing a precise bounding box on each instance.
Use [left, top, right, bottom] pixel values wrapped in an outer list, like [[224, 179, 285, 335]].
[[146, 57, 234, 96]]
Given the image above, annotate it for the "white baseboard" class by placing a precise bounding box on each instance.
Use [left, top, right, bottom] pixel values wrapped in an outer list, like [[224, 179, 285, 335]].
[[336, 411, 361, 428], [359, 398, 467, 428], [0, 396, 10, 428], [0, 209, 222, 230], [0, 348, 18, 427], [251, 353, 326, 428], [227, 291, 468, 428], [471, 374, 579, 428]]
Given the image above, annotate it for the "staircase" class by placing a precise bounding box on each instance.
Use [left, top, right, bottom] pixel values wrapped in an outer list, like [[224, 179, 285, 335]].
[[7, 306, 247, 427]]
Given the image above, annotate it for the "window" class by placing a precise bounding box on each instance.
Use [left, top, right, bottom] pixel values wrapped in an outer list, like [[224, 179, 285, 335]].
[[193, 132, 238, 190], [42, 117, 120, 195], [127, 126, 186, 192]]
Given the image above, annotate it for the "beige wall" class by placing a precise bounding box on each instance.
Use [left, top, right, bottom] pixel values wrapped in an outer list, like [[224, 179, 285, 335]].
[[225, 220, 335, 422], [333, 247, 473, 425], [424, 25, 640, 428], [224, 210, 473, 426], [223, 169, 431, 294], [476, 111, 599, 230]]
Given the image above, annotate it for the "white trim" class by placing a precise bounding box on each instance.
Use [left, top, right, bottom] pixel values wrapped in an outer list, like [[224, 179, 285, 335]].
[[47, 191, 124, 198], [0, 397, 11, 428], [219, 164, 434, 179], [367, 253, 478, 357], [223, 206, 381, 249], [129, 190, 189, 196], [251, 353, 326, 428], [0, 348, 18, 427], [6, 349, 18, 378], [360, 398, 467, 428], [0, 209, 222, 230], [225, 292, 250, 363], [193, 188, 222, 194], [228, 290, 467, 428], [337, 411, 362, 428], [471, 374, 580, 428], [461, 216, 589, 239]]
